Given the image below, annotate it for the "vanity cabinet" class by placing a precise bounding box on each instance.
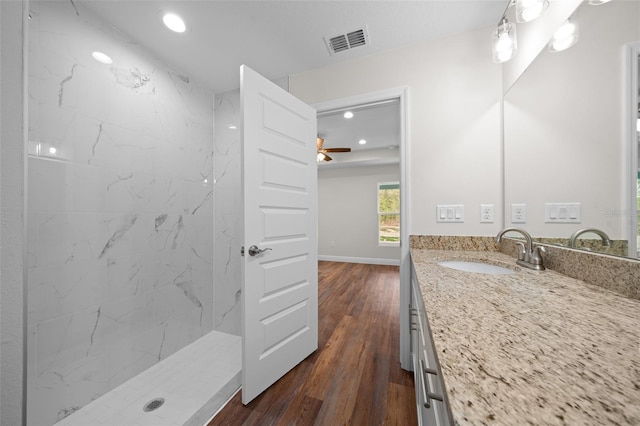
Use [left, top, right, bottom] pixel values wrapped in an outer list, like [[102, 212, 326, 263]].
[[410, 257, 453, 426]]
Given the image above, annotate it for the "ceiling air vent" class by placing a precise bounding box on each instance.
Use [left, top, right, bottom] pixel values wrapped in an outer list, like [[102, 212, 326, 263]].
[[324, 27, 369, 56]]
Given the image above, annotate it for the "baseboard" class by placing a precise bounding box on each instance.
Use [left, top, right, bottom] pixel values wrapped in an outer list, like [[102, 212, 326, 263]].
[[318, 255, 400, 266]]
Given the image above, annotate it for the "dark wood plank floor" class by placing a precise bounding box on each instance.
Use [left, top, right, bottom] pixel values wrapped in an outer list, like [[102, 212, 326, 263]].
[[208, 261, 417, 426]]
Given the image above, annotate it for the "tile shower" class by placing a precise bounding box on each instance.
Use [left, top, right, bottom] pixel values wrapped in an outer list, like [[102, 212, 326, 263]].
[[26, 2, 241, 425]]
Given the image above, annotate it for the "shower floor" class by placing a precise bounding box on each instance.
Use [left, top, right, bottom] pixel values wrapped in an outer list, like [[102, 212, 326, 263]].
[[54, 330, 241, 426]]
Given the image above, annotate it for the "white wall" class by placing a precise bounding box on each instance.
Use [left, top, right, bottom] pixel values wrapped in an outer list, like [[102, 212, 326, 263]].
[[318, 164, 400, 264], [0, 2, 26, 425], [290, 26, 503, 237], [504, 0, 640, 239]]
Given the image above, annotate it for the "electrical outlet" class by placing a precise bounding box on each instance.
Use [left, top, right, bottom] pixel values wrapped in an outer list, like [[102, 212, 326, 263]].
[[481, 204, 494, 222], [511, 204, 526, 223], [480, 204, 494, 223]]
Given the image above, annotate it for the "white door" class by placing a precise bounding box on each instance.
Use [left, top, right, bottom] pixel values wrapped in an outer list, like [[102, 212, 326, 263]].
[[240, 65, 318, 404]]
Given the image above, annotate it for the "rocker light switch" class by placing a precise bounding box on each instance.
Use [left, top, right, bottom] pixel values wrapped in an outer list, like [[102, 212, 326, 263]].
[[437, 205, 464, 223], [545, 203, 581, 223]]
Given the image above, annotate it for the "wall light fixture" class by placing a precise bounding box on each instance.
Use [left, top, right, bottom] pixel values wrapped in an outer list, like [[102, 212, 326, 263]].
[[516, 0, 549, 23], [492, 17, 517, 64], [548, 15, 579, 53]]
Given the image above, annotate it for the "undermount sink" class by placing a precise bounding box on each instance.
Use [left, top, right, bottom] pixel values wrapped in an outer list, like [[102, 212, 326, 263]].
[[437, 261, 516, 275]]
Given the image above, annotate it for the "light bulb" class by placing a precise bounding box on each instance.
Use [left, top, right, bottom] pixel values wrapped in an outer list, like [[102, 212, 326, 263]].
[[163, 13, 186, 33], [550, 35, 578, 52], [492, 19, 517, 64], [520, 3, 543, 22], [548, 17, 579, 53], [91, 51, 113, 64], [496, 32, 513, 51], [343, 111, 354, 119], [554, 22, 577, 40], [497, 48, 515, 63], [516, 0, 548, 23], [358, 139, 367, 145]]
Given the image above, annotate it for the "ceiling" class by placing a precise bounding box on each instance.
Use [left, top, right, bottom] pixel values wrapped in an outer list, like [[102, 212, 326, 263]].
[[317, 100, 400, 153], [80, 0, 506, 94]]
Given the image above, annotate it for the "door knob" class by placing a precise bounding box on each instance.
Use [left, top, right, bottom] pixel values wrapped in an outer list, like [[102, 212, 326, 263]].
[[248, 245, 272, 256]]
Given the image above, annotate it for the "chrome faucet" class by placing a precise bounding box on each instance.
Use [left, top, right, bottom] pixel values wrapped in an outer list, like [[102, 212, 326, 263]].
[[568, 228, 611, 249], [496, 227, 546, 271]]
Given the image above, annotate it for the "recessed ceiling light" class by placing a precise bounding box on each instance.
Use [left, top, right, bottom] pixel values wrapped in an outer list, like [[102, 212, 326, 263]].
[[358, 139, 367, 145], [227, 124, 237, 130], [91, 51, 112, 64], [343, 111, 354, 119], [163, 13, 186, 33]]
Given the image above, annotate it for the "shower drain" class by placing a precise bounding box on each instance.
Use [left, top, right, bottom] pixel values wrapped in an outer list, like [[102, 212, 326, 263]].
[[143, 397, 165, 412]]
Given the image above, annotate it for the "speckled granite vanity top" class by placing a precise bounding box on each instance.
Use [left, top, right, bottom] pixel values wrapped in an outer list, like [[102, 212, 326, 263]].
[[411, 248, 640, 425]]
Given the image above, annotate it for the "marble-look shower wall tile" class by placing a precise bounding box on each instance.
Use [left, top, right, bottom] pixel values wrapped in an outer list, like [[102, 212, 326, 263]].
[[106, 250, 189, 302], [28, 260, 108, 325], [105, 329, 165, 390], [213, 89, 242, 336], [36, 212, 111, 267], [27, 1, 215, 425], [27, 353, 109, 426], [184, 215, 214, 262], [187, 120, 215, 184]]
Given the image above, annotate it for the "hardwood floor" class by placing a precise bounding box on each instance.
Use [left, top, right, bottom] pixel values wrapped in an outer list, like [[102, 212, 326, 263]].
[[208, 261, 417, 426]]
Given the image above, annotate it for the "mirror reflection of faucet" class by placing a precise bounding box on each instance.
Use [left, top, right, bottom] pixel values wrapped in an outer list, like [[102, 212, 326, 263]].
[[496, 227, 546, 271], [568, 228, 612, 249]]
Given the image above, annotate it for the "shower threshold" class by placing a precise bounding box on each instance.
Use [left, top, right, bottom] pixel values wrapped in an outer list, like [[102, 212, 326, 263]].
[[54, 330, 241, 426]]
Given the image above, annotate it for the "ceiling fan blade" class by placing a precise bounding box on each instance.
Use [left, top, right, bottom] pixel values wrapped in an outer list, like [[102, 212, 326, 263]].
[[317, 137, 324, 150], [324, 154, 333, 161], [323, 148, 351, 153]]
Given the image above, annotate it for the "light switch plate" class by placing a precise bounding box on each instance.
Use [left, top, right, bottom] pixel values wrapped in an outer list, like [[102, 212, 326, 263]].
[[545, 203, 581, 223], [436, 205, 464, 223]]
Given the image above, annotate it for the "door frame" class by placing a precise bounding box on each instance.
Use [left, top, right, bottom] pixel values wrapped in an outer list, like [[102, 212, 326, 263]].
[[625, 41, 639, 258], [311, 86, 412, 370]]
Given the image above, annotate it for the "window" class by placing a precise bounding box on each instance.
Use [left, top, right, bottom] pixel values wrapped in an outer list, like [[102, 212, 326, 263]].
[[378, 182, 400, 245]]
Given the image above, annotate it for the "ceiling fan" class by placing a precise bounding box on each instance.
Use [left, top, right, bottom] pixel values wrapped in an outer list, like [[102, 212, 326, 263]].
[[316, 137, 351, 162]]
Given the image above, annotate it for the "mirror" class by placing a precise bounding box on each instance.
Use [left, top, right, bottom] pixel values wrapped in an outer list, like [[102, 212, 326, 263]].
[[504, 0, 640, 259]]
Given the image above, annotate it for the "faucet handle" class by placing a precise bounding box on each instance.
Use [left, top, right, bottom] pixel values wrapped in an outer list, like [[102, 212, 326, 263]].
[[530, 245, 546, 266], [515, 242, 526, 261]]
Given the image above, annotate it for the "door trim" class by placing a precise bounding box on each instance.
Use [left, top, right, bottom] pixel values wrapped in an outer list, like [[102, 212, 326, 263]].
[[311, 86, 411, 370], [625, 42, 639, 258]]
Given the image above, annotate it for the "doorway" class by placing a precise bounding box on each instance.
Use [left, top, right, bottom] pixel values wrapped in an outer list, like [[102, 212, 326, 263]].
[[316, 99, 401, 265], [311, 88, 412, 370]]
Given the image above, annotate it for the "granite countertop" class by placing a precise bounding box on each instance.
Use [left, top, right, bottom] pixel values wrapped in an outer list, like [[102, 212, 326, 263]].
[[411, 248, 640, 425]]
